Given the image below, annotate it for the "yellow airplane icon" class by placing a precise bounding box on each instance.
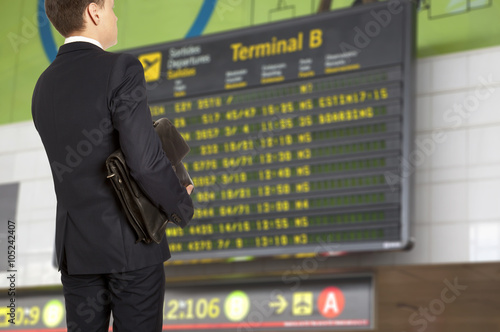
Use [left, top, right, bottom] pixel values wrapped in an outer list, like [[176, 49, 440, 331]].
[[293, 292, 313, 316], [138, 52, 162, 82]]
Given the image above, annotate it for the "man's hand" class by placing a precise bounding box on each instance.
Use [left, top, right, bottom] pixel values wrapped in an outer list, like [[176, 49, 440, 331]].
[[185, 184, 194, 195]]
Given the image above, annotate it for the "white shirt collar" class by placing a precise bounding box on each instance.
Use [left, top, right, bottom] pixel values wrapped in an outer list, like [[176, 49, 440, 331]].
[[64, 36, 103, 50]]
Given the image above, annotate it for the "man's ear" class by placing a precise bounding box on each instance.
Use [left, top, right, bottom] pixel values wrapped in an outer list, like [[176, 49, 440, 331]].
[[86, 2, 100, 26]]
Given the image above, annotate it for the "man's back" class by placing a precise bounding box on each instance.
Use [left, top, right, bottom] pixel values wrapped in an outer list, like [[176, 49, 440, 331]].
[[32, 42, 183, 274]]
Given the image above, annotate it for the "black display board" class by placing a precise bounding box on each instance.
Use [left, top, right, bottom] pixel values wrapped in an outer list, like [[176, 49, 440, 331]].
[[0, 275, 373, 331], [127, 1, 415, 260]]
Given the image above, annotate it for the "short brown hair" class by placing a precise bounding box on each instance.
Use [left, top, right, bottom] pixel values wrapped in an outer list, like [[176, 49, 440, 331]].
[[45, 0, 105, 37]]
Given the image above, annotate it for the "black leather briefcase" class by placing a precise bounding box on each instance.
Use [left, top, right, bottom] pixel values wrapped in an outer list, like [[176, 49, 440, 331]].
[[105, 118, 193, 244]]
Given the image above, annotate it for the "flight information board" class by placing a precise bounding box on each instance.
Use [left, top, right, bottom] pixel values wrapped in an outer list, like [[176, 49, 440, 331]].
[[128, 1, 415, 260]]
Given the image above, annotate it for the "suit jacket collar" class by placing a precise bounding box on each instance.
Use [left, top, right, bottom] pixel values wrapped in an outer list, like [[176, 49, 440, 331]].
[[57, 42, 104, 57]]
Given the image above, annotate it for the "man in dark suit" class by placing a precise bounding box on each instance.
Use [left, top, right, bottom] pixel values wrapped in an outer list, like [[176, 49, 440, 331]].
[[32, 0, 193, 330]]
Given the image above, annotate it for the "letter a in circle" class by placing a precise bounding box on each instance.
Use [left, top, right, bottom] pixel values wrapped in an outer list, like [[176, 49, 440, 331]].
[[317, 286, 345, 318]]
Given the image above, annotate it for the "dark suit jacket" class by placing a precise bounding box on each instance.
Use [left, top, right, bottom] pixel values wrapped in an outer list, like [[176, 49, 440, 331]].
[[32, 42, 193, 275]]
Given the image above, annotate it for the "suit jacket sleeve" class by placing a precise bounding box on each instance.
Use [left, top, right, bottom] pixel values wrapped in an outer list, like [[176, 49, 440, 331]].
[[107, 53, 193, 224]]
